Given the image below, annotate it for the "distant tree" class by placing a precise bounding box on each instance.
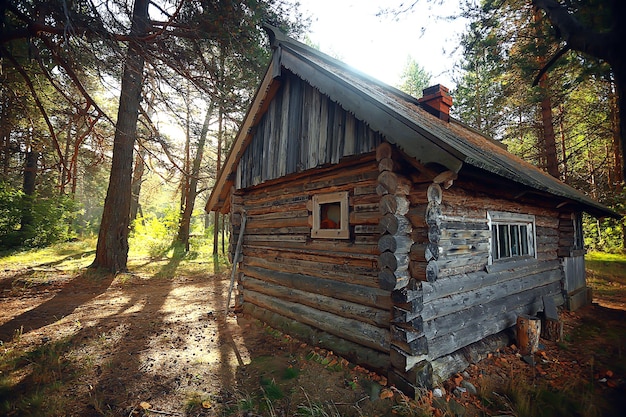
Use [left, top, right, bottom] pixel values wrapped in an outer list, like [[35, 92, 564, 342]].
[[397, 56, 432, 97], [453, 15, 508, 138]]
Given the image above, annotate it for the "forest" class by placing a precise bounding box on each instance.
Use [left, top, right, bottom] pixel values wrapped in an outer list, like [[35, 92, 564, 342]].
[[0, 0, 624, 268]]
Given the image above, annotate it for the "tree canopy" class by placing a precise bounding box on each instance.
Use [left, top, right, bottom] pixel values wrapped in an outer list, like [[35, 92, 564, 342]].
[[1, 0, 306, 267]]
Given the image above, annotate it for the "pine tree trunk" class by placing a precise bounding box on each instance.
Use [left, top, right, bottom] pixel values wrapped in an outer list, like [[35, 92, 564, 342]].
[[532, 8, 560, 179], [130, 149, 145, 224], [91, 0, 149, 272], [539, 84, 559, 178], [213, 100, 224, 255], [613, 66, 626, 187], [20, 149, 37, 234], [177, 104, 213, 251]]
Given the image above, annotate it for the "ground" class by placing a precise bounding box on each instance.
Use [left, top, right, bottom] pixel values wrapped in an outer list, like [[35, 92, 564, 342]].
[[1, 246, 625, 416]]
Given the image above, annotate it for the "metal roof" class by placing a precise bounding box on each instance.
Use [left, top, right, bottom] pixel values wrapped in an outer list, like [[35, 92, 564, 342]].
[[206, 25, 620, 219]]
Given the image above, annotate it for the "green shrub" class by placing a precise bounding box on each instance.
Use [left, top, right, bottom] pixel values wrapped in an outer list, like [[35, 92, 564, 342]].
[[0, 183, 80, 249], [0, 182, 22, 239], [130, 209, 179, 258]]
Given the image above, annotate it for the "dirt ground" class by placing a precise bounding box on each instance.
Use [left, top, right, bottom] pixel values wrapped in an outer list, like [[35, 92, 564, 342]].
[[1, 256, 625, 417]]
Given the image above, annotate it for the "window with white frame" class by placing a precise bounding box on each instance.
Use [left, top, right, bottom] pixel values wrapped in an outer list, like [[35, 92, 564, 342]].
[[311, 191, 349, 239], [488, 211, 536, 263]]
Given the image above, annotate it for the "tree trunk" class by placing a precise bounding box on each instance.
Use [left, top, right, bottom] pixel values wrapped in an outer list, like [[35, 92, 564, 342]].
[[539, 84, 559, 178], [533, 9, 559, 179], [177, 103, 213, 251], [609, 84, 623, 190], [130, 148, 145, 224], [614, 65, 626, 186], [91, 0, 149, 272], [558, 104, 568, 182], [20, 148, 37, 233], [213, 100, 224, 255]]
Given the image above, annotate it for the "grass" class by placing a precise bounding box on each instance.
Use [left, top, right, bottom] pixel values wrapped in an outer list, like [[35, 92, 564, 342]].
[[475, 369, 602, 417], [0, 238, 95, 269], [0, 234, 230, 277], [586, 251, 626, 283], [0, 338, 77, 416], [586, 251, 626, 306]]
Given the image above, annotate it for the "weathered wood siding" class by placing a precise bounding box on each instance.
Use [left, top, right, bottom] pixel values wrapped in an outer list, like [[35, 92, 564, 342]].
[[232, 152, 392, 373], [411, 182, 565, 361], [236, 71, 382, 189], [385, 169, 568, 390]]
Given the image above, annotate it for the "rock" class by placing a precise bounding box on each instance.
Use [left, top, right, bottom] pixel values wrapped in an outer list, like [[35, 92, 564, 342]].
[[462, 371, 470, 379], [433, 388, 444, 398], [433, 397, 465, 416], [453, 387, 466, 397], [460, 380, 477, 395], [448, 398, 466, 416]]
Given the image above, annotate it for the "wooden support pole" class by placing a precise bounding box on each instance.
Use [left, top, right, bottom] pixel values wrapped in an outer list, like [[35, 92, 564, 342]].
[[226, 213, 247, 315]]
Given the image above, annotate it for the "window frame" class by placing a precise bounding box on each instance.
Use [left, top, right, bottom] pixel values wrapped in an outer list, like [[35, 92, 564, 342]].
[[311, 191, 350, 239], [487, 211, 536, 264], [572, 212, 584, 251]]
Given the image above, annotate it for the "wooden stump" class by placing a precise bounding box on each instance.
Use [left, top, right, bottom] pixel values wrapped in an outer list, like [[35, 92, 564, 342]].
[[541, 318, 563, 342], [516, 314, 541, 356], [540, 296, 562, 342]]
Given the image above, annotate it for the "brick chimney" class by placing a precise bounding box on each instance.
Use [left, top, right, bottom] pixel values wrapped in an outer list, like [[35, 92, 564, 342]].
[[418, 84, 452, 122]]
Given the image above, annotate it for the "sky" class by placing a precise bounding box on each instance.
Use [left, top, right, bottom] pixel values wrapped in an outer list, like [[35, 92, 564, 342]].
[[296, 0, 468, 90]]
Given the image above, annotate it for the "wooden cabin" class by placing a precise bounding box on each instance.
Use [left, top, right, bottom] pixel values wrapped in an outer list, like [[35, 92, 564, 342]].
[[206, 26, 620, 394]]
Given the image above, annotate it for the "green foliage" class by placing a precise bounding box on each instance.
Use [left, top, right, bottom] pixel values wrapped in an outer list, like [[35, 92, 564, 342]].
[[397, 56, 431, 98], [0, 182, 23, 239], [0, 182, 81, 250], [129, 209, 180, 258], [583, 211, 625, 253]]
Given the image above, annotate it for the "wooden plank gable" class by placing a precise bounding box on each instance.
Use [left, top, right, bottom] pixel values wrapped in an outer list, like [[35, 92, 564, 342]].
[[236, 71, 383, 190]]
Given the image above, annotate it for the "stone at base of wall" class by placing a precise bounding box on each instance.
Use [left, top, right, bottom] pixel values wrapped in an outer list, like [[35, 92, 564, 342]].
[[566, 286, 592, 311], [389, 329, 514, 396]]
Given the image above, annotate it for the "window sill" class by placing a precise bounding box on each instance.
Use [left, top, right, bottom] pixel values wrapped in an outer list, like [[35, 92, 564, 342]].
[[486, 256, 538, 273], [311, 229, 350, 239]]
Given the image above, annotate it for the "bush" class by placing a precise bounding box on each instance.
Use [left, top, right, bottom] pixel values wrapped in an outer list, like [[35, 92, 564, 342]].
[[130, 209, 179, 258], [0, 182, 23, 239], [0, 182, 80, 250]]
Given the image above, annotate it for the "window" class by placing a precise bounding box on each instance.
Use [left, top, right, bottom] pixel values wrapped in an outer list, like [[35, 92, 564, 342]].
[[572, 212, 584, 250], [488, 211, 536, 263], [311, 191, 349, 239]]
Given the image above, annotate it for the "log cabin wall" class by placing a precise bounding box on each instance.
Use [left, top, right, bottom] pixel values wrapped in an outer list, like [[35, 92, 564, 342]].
[[228, 76, 397, 373], [392, 170, 566, 390], [231, 156, 391, 372]]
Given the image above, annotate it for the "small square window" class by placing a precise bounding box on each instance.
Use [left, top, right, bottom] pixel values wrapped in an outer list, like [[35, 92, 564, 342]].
[[488, 211, 536, 264], [311, 192, 349, 239]]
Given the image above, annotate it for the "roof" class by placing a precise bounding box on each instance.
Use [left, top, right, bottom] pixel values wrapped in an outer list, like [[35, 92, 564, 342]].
[[206, 25, 620, 219]]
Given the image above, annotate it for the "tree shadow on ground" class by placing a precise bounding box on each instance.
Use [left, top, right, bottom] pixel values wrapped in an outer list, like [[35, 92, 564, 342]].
[[0, 268, 114, 343]]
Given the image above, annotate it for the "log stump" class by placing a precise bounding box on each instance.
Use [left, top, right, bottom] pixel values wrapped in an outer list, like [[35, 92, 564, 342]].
[[516, 314, 541, 356]]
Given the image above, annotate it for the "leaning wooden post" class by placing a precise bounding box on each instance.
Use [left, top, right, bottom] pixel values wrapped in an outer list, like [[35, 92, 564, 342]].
[[225, 212, 247, 315]]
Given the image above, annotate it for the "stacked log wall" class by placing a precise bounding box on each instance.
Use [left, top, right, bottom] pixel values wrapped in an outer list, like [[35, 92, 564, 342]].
[[404, 177, 565, 385], [375, 142, 432, 394], [232, 154, 392, 373]]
